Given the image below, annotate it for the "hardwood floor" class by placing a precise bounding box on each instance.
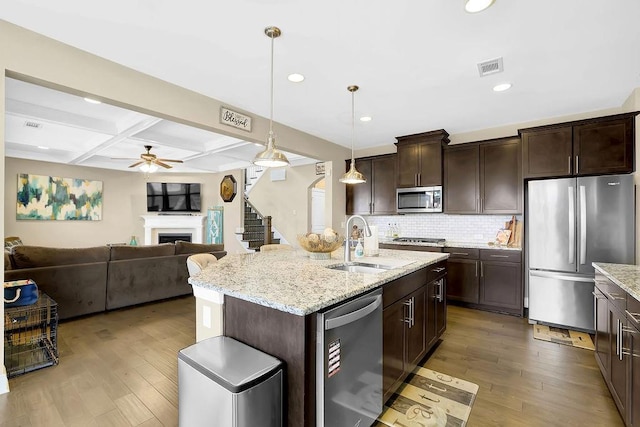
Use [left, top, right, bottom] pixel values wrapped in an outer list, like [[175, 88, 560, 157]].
[[1, 298, 623, 426]]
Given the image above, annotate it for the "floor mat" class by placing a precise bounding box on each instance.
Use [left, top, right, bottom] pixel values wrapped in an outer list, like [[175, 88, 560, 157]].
[[533, 324, 595, 350], [374, 367, 479, 427]]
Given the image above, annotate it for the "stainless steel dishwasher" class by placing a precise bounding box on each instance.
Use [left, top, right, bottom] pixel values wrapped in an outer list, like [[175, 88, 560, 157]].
[[316, 288, 383, 427]]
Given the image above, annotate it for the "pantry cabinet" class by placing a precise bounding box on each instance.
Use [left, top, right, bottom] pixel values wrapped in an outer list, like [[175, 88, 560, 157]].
[[521, 113, 636, 179]]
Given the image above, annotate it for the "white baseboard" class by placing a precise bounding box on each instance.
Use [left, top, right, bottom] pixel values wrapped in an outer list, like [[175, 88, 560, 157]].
[[0, 366, 10, 395]]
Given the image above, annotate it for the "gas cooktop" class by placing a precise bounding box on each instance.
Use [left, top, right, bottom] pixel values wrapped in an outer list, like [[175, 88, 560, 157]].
[[392, 237, 445, 244]]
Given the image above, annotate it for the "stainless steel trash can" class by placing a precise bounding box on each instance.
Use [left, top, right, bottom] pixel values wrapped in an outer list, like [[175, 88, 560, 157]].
[[178, 336, 283, 427]]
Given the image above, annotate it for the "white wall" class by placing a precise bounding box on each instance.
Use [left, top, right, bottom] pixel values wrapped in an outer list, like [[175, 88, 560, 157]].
[[247, 164, 320, 246]]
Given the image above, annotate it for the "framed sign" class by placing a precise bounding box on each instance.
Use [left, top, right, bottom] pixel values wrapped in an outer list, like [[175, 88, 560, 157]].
[[220, 175, 237, 202], [315, 162, 325, 175], [220, 107, 252, 132]]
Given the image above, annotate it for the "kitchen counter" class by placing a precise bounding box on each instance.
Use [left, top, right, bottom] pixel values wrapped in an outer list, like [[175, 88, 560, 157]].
[[188, 248, 448, 315], [593, 262, 640, 301], [379, 238, 522, 251]]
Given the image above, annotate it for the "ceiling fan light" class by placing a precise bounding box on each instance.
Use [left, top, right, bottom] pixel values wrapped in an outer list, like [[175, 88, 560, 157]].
[[253, 136, 289, 168], [465, 0, 495, 13], [140, 162, 158, 173], [340, 161, 366, 184]]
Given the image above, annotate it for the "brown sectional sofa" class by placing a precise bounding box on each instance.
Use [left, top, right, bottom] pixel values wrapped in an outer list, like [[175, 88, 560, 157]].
[[4, 241, 226, 320]]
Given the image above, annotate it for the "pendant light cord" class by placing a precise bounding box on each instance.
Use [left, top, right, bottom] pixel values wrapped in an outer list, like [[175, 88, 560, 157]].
[[350, 89, 355, 164], [269, 33, 274, 139]]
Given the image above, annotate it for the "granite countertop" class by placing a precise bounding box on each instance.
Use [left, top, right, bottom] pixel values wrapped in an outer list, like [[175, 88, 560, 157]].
[[379, 239, 522, 251], [593, 262, 640, 302], [188, 249, 449, 316]]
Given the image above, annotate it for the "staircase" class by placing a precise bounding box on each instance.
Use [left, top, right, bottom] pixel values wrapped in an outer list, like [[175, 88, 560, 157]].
[[241, 197, 279, 251]]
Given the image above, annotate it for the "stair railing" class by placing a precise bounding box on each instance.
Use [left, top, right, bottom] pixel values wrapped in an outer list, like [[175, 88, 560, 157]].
[[244, 196, 272, 245]]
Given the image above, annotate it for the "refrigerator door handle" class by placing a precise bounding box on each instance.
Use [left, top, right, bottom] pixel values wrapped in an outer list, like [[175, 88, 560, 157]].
[[529, 270, 594, 283], [568, 186, 575, 264], [579, 185, 587, 265]]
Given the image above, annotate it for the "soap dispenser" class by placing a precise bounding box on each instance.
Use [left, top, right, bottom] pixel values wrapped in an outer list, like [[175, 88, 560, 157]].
[[354, 238, 364, 258]]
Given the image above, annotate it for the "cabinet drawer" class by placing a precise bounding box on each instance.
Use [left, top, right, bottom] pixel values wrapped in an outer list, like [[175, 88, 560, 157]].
[[443, 248, 479, 259], [480, 249, 521, 263], [379, 244, 443, 253], [627, 295, 640, 329], [383, 268, 426, 308], [595, 273, 627, 311], [425, 260, 447, 283]]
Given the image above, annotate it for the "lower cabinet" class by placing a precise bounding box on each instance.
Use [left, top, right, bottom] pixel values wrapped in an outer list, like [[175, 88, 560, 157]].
[[382, 261, 447, 402], [444, 247, 523, 316], [594, 270, 640, 426]]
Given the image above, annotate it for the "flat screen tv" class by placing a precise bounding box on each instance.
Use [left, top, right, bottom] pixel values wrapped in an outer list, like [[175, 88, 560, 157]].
[[146, 182, 201, 213]]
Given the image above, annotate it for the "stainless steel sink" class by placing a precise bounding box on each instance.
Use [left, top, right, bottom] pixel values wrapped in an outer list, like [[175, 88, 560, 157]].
[[327, 262, 394, 274]]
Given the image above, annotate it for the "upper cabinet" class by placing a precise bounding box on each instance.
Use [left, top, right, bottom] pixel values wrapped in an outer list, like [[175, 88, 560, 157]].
[[521, 113, 636, 179], [395, 130, 449, 188], [346, 154, 397, 215], [444, 137, 522, 214]]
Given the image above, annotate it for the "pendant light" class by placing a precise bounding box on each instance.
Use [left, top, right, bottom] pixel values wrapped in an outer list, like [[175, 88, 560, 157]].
[[464, 0, 495, 13], [253, 26, 290, 168], [340, 85, 366, 184]]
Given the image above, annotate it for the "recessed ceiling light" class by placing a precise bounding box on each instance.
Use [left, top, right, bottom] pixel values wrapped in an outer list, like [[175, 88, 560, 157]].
[[37, 146, 49, 150], [465, 0, 495, 13], [84, 97, 101, 104], [287, 73, 305, 83], [360, 116, 372, 122], [493, 83, 512, 92]]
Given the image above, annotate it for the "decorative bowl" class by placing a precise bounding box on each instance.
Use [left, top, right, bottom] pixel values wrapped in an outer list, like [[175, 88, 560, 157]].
[[297, 232, 344, 260]]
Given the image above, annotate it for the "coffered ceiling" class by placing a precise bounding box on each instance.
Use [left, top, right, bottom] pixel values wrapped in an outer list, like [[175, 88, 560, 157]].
[[2, 1, 640, 173]]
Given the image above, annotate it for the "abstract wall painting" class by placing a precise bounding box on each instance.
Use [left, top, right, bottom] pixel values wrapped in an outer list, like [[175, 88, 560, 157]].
[[16, 173, 103, 220]]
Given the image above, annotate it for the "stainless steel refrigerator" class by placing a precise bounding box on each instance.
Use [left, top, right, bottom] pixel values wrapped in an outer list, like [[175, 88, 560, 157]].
[[527, 174, 635, 332]]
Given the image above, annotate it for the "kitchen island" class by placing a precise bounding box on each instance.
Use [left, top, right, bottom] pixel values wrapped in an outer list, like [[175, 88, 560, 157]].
[[189, 248, 448, 426], [593, 263, 640, 427]]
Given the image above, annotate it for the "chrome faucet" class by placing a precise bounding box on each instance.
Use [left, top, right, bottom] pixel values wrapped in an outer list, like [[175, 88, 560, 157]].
[[344, 215, 372, 263]]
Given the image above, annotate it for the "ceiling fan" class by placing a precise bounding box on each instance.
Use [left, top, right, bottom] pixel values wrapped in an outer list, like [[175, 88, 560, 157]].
[[114, 145, 183, 171]]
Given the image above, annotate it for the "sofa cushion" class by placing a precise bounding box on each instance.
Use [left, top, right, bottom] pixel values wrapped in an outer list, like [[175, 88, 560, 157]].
[[110, 243, 176, 261], [11, 245, 110, 268], [175, 241, 224, 255], [4, 251, 12, 270], [4, 236, 23, 253]]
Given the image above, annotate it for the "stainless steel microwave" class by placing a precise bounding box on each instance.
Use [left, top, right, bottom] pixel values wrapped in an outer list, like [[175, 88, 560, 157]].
[[396, 186, 442, 213]]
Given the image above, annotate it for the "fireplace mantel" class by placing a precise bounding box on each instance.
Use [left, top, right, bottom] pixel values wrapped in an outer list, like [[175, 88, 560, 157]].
[[141, 214, 205, 245]]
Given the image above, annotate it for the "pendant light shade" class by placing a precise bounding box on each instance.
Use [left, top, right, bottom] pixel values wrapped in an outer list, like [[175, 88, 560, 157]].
[[253, 26, 290, 168], [340, 85, 366, 184], [464, 0, 495, 13]]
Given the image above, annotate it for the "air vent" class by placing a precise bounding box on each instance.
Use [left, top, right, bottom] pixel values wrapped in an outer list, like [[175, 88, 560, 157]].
[[477, 57, 504, 77], [24, 121, 43, 129]]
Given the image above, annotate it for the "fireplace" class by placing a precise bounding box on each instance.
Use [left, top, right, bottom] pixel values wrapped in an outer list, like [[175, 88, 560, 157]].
[[158, 233, 192, 244], [141, 215, 205, 245]]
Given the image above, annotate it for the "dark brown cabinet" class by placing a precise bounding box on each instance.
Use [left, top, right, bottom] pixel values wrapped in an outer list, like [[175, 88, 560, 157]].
[[521, 113, 636, 179], [593, 269, 640, 427], [444, 247, 523, 316], [382, 261, 447, 402], [444, 137, 522, 214], [346, 154, 396, 215], [444, 248, 479, 304], [395, 130, 449, 188], [479, 250, 522, 312]]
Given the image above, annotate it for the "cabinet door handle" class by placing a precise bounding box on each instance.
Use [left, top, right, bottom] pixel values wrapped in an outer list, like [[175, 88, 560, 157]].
[[436, 279, 444, 302], [575, 155, 579, 173], [490, 255, 509, 258], [604, 291, 625, 301], [618, 319, 623, 361], [626, 310, 640, 324], [432, 267, 445, 273], [452, 252, 469, 256], [404, 298, 413, 328]]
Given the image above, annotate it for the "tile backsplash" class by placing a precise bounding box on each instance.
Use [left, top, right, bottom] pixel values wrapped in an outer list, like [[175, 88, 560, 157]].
[[363, 214, 522, 243]]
